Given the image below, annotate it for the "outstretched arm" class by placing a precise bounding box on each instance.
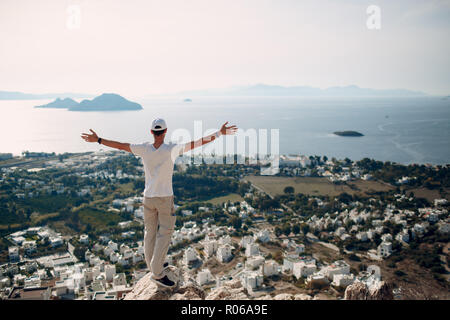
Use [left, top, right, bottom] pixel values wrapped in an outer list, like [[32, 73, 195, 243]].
[[81, 129, 132, 153], [183, 122, 237, 153]]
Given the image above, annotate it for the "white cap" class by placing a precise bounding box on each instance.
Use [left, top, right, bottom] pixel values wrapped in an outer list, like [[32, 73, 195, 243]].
[[151, 118, 167, 131]]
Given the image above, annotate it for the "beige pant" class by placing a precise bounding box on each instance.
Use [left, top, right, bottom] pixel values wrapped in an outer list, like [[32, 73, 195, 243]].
[[143, 196, 176, 278]]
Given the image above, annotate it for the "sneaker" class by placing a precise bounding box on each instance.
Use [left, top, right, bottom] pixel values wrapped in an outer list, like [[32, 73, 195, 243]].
[[152, 275, 175, 288]]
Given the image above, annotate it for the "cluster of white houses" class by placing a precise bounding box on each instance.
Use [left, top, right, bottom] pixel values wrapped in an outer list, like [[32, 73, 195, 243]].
[[305, 197, 449, 260]]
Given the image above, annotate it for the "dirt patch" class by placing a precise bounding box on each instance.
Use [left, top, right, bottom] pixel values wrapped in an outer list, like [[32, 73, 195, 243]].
[[244, 176, 356, 197], [347, 180, 395, 194], [405, 187, 450, 203]]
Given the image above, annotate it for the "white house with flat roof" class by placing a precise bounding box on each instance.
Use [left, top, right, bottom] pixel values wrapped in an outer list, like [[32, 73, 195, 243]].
[[377, 241, 392, 258], [203, 240, 218, 258], [245, 243, 259, 257], [293, 261, 317, 279], [245, 255, 265, 270], [184, 247, 199, 266], [80, 234, 89, 244], [261, 260, 280, 277], [324, 260, 350, 280], [332, 274, 355, 287], [217, 245, 233, 263], [9, 246, 20, 262], [197, 269, 214, 286], [240, 271, 263, 291]]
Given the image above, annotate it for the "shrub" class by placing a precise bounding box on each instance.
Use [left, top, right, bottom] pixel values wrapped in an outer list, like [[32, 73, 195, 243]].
[[394, 270, 406, 277]]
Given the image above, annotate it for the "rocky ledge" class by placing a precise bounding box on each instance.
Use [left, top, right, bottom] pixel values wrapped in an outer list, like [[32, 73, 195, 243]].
[[344, 281, 393, 300], [124, 268, 392, 300]]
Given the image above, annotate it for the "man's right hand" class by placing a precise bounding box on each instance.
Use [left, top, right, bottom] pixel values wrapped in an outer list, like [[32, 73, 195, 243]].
[[81, 129, 99, 143]]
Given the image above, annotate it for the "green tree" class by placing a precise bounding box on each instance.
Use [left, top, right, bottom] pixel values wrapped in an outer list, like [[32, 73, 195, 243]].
[[283, 186, 295, 194], [230, 216, 242, 230]]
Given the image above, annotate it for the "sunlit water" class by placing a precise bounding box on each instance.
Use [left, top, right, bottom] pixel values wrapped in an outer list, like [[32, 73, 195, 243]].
[[0, 96, 449, 165]]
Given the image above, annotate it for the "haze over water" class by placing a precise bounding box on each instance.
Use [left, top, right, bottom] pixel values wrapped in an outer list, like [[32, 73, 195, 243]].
[[1, 96, 449, 165]]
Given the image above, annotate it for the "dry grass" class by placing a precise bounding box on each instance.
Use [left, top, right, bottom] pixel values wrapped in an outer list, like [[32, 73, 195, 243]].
[[405, 187, 450, 203], [347, 180, 395, 194], [244, 175, 356, 197], [205, 193, 244, 205]]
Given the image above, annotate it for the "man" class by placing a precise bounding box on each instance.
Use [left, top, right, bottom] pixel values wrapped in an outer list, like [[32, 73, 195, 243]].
[[81, 119, 237, 287]]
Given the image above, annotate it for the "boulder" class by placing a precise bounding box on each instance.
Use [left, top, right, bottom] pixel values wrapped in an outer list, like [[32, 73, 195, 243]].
[[294, 294, 313, 300], [344, 281, 393, 300], [273, 293, 294, 300]]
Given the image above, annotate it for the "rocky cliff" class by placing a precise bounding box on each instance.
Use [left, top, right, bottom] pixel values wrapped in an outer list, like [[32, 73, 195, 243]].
[[123, 267, 314, 300], [124, 268, 393, 300], [344, 281, 393, 300]]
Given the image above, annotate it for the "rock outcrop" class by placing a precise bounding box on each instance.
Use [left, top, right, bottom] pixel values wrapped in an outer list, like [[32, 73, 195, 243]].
[[123, 268, 324, 300], [124, 268, 205, 300], [344, 281, 393, 300], [124, 268, 249, 300]]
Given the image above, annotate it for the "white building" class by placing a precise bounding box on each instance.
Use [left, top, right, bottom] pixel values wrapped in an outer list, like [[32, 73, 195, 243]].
[[356, 231, 368, 242], [332, 274, 355, 287], [197, 269, 214, 286], [181, 210, 193, 216], [113, 273, 127, 287], [381, 234, 392, 242], [216, 245, 233, 263], [203, 240, 218, 258], [80, 234, 89, 244], [240, 271, 263, 291], [9, 246, 20, 262], [107, 241, 118, 252], [50, 236, 63, 247], [105, 264, 116, 282], [293, 262, 317, 279], [282, 254, 301, 273], [183, 247, 199, 266], [324, 260, 350, 280], [254, 229, 270, 243], [219, 235, 232, 246], [395, 229, 410, 243], [240, 236, 254, 249], [245, 255, 265, 270], [245, 243, 259, 257], [261, 260, 280, 277], [118, 221, 133, 229], [377, 241, 392, 258]]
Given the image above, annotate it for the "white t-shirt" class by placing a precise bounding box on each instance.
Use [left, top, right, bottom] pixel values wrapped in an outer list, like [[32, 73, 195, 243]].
[[130, 142, 185, 198]]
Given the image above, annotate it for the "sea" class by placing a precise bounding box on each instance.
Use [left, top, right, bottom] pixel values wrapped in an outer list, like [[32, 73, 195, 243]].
[[0, 96, 449, 165]]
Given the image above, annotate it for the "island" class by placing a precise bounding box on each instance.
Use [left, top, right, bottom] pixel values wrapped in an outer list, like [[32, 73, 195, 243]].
[[333, 131, 364, 137], [35, 97, 79, 109], [34, 93, 142, 111]]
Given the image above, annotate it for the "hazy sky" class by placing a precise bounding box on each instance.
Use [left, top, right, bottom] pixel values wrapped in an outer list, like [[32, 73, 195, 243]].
[[1, 0, 449, 96]]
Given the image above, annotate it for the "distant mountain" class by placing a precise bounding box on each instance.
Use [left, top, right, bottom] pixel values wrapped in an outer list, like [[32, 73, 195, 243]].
[[35, 98, 79, 109], [0, 90, 93, 100], [34, 93, 142, 111], [173, 84, 427, 97], [69, 93, 142, 111]]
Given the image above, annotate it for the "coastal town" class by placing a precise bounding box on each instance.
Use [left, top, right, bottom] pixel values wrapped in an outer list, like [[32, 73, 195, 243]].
[[0, 150, 448, 300]]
